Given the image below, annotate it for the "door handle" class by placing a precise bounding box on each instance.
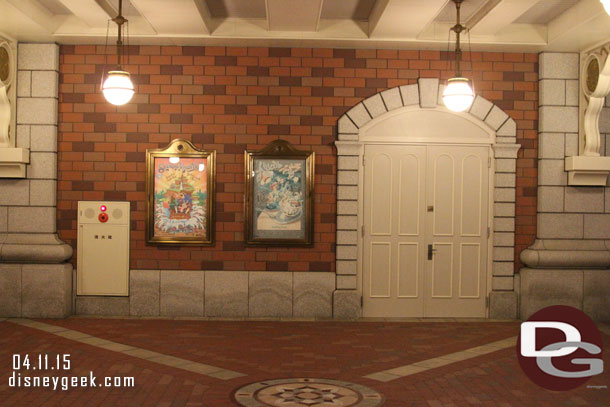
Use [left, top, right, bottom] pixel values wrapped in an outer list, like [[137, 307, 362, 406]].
[[427, 244, 436, 260]]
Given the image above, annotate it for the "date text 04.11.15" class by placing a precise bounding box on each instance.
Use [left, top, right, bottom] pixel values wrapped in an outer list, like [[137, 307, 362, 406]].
[[12, 354, 71, 371]]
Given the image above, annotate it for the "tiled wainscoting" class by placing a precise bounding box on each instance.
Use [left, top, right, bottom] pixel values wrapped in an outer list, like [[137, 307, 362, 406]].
[[74, 270, 335, 318]]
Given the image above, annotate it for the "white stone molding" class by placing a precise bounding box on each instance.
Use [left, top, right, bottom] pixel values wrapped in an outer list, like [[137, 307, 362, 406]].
[[335, 78, 520, 319], [521, 239, 610, 269], [0, 35, 29, 178], [0, 37, 15, 147], [0, 81, 10, 146], [565, 44, 610, 186]]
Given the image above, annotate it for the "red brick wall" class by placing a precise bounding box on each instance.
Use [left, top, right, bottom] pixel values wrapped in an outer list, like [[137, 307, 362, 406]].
[[57, 45, 538, 272]]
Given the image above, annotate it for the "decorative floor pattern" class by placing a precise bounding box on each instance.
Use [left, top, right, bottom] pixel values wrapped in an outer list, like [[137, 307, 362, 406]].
[[364, 336, 518, 382], [6, 318, 245, 380], [233, 378, 384, 407], [2, 318, 609, 406]]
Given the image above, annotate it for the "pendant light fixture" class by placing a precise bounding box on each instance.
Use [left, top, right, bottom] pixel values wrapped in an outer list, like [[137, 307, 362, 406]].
[[442, 0, 475, 112], [101, 0, 134, 106], [602, 0, 610, 15]]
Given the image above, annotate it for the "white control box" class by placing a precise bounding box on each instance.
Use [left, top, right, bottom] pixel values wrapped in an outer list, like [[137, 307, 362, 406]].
[[77, 201, 130, 296]]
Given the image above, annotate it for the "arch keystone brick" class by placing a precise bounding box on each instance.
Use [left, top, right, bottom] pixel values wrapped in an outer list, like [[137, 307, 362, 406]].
[[346, 103, 371, 128], [338, 115, 358, 135], [362, 94, 387, 119], [400, 84, 419, 106], [380, 87, 403, 111], [485, 105, 510, 131], [417, 78, 439, 108], [469, 95, 494, 121], [497, 117, 517, 137]]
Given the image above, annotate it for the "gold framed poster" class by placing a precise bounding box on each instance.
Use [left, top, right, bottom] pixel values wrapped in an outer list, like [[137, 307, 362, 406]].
[[146, 139, 215, 245], [244, 140, 314, 246]]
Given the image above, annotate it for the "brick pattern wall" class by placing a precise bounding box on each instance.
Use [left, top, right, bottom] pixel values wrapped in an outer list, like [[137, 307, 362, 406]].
[[57, 45, 538, 271]]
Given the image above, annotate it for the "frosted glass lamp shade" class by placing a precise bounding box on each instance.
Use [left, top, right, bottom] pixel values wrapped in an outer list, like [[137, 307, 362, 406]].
[[442, 77, 475, 112], [602, 0, 610, 14], [102, 70, 134, 105]]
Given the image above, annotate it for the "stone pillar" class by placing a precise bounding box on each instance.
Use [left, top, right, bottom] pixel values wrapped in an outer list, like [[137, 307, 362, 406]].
[[0, 43, 72, 318], [489, 143, 520, 319], [334, 141, 362, 319], [520, 52, 610, 321]]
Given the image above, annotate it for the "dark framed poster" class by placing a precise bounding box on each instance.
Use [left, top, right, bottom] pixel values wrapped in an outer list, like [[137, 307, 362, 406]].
[[244, 140, 314, 245]]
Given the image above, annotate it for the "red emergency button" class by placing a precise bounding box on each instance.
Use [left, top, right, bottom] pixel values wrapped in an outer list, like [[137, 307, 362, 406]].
[[98, 213, 109, 223]]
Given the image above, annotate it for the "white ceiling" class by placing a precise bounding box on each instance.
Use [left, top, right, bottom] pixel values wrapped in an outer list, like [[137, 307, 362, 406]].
[[206, 0, 266, 18], [513, 0, 580, 24], [320, 0, 376, 21], [435, 0, 488, 23], [0, 0, 609, 52]]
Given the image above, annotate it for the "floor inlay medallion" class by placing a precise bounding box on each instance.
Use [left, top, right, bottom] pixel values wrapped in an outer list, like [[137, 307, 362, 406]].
[[233, 378, 384, 407]]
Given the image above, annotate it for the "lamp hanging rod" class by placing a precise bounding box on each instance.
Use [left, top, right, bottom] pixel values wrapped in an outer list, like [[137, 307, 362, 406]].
[[451, 0, 465, 77], [112, 0, 128, 67]]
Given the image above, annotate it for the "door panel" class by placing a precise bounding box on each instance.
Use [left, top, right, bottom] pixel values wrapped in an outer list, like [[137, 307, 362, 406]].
[[459, 243, 481, 298], [461, 154, 483, 236], [398, 154, 421, 236], [432, 154, 454, 236], [363, 145, 426, 317], [430, 243, 453, 298], [424, 145, 489, 317], [370, 153, 392, 236], [363, 144, 489, 318], [369, 243, 391, 297], [397, 243, 419, 298]]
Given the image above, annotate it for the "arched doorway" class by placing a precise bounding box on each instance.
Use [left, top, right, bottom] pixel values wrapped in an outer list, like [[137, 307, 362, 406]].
[[333, 78, 520, 319]]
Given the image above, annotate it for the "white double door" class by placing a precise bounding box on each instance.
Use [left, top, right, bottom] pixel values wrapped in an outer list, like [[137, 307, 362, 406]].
[[362, 144, 490, 318]]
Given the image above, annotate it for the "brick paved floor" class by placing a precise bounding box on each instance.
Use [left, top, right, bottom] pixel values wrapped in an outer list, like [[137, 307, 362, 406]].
[[1, 318, 608, 407]]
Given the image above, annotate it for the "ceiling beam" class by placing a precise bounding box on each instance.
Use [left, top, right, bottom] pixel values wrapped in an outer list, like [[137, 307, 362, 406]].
[[368, 0, 390, 36], [6, 0, 65, 33], [265, 0, 324, 32], [56, 0, 110, 28], [94, 0, 117, 18], [129, 0, 211, 35], [369, 0, 448, 39], [466, 0, 501, 29], [547, 0, 610, 51], [468, 0, 543, 35], [192, 0, 215, 34]]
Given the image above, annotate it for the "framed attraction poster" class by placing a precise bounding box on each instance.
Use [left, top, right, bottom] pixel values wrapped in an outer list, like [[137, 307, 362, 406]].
[[146, 139, 215, 245], [244, 139, 314, 245]]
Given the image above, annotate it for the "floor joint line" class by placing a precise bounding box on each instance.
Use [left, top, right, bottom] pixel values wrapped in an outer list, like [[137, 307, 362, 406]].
[[6, 318, 247, 381], [363, 336, 518, 382]]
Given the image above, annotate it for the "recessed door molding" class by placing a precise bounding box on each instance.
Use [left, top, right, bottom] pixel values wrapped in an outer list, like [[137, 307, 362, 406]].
[[333, 78, 521, 319]]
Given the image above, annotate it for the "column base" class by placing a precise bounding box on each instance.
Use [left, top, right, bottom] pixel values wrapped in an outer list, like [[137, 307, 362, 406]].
[[489, 291, 517, 319], [0, 263, 72, 318], [333, 290, 361, 319], [0, 233, 73, 263], [520, 268, 610, 321]]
